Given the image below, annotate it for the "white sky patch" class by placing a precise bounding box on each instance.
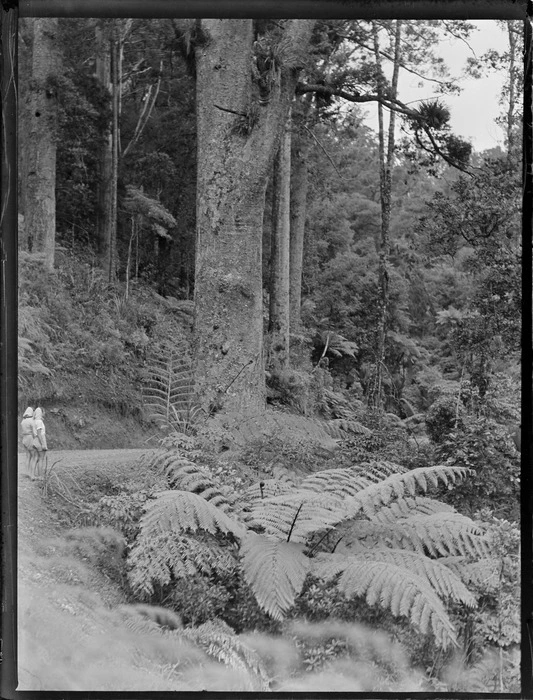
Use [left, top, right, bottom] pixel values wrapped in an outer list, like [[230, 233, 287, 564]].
[[363, 20, 512, 154]]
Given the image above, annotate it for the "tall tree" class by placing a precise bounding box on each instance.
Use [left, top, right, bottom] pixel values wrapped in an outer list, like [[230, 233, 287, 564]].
[[371, 19, 402, 410], [268, 109, 292, 370], [18, 18, 59, 269], [193, 19, 314, 414]]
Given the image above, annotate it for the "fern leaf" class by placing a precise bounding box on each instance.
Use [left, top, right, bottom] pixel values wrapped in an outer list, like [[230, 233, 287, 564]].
[[440, 556, 501, 589], [353, 512, 488, 558], [143, 344, 199, 432], [181, 619, 270, 690], [128, 531, 237, 596], [370, 496, 456, 523], [350, 548, 476, 606], [241, 533, 309, 620], [314, 555, 457, 649], [141, 490, 245, 539], [249, 492, 343, 543], [148, 450, 236, 512], [324, 418, 372, 440], [298, 462, 405, 499], [347, 464, 472, 518]]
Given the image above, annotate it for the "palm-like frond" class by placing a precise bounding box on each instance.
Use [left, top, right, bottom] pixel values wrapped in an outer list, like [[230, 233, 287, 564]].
[[298, 461, 405, 499], [348, 548, 476, 605], [440, 555, 501, 589], [181, 619, 270, 691], [313, 555, 458, 649], [142, 344, 200, 433], [248, 492, 343, 543], [148, 450, 236, 513], [353, 512, 488, 558], [370, 496, 456, 523], [141, 490, 245, 539], [241, 533, 309, 620], [128, 531, 237, 596], [347, 464, 472, 518], [324, 418, 372, 440]]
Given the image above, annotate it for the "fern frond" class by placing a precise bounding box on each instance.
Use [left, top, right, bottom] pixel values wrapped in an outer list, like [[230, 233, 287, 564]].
[[324, 418, 372, 440], [141, 490, 245, 539], [351, 548, 476, 606], [143, 344, 199, 433], [249, 492, 343, 543], [370, 496, 456, 523], [298, 462, 405, 499], [314, 555, 458, 649], [353, 512, 488, 558], [181, 619, 270, 691], [128, 531, 237, 596], [148, 450, 236, 513], [440, 556, 501, 589], [347, 464, 472, 518], [241, 533, 309, 620]]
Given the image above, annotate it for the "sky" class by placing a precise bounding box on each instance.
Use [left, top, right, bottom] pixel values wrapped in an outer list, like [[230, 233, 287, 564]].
[[363, 20, 513, 154]]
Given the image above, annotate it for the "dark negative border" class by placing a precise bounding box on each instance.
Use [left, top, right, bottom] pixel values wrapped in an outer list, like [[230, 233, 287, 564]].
[[1, 1, 531, 698]]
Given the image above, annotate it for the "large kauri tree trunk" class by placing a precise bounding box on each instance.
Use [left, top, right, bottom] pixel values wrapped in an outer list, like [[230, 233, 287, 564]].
[[194, 19, 313, 414], [18, 18, 59, 269]]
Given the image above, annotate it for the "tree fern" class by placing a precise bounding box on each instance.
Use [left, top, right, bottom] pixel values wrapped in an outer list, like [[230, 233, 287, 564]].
[[128, 531, 237, 597], [142, 343, 201, 434], [323, 418, 372, 440], [140, 490, 246, 539], [147, 450, 236, 513], [313, 555, 459, 649], [240, 533, 309, 621]]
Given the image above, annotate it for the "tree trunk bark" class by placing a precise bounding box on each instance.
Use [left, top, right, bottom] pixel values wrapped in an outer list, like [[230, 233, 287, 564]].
[[289, 133, 310, 331], [95, 20, 114, 270], [18, 17, 59, 270], [194, 19, 313, 414], [372, 20, 402, 410], [95, 19, 120, 282], [268, 109, 292, 371]]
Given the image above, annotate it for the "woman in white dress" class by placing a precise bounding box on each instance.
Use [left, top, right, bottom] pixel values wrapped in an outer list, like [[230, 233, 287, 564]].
[[20, 407, 37, 475], [32, 407, 48, 479]]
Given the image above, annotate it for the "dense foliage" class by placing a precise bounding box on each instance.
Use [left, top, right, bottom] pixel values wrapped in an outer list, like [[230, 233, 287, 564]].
[[17, 17, 522, 694]]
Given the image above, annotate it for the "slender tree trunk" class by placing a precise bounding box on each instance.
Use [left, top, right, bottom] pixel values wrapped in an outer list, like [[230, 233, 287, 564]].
[[18, 18, 59, 269], [95, 19, 123, 282], [268, 109, 292, 370], [372, 20, 402, 410], [289, 132, 310, 331], [505, 20, 518, 156], [95, 20, 114, 270], [194, 19, 313, 414]]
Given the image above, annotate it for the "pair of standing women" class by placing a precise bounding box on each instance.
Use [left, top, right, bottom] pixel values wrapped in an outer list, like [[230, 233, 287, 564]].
[[21, 407, 48, 480]]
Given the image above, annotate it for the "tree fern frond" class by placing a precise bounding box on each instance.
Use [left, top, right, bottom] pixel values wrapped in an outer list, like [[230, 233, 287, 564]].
[[347, 464, 472, 518], [351, 548, 476, 606], [298, 461, 405, 500], [241, 533, 309, 620], [314, 555, 458, 649], [324, 418, 372, 440], [370, 496, 456, 523], [249, 492, 343, 542], [353, 512, 488, 558], [141, 490, 245, 539], [181, 619, 270, 690], [127, 531, 237, 596], [440, 556, 501, 589], [143, 343, 200, 433], [146, 451, 236, 513]]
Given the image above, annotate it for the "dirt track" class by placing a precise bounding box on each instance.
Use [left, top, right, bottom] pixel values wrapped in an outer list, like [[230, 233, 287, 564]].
[[18, 448, 150, 479]]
